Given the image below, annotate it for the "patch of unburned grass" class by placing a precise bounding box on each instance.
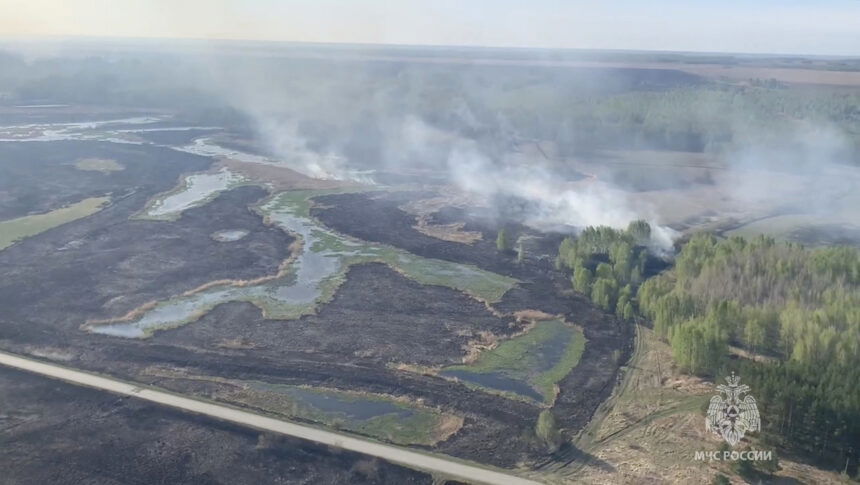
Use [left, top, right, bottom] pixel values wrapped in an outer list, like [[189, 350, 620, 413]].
[[0, 197, 109, 250], [74, 158, 124, 173], [144, 367, 460, 446], [386, 250, 516, 303], [242, 382, 460, 446], [443, 319, 586, 403], [357, 410, 462, 446]]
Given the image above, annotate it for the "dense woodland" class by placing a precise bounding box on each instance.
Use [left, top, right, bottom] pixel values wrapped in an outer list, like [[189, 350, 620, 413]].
[[556, 220, 652, 320], [560, 229, 860, 472]]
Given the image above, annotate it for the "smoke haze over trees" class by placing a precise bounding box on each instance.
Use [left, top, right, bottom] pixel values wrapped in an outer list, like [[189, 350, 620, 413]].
[[1, 42, 858, 246]]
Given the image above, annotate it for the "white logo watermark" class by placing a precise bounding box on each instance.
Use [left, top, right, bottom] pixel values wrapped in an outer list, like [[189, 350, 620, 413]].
[[694, 450, 773, 462], [706, 373, 761, 446]]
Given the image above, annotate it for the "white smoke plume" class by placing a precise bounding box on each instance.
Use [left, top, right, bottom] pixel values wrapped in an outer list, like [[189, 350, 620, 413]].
[[445, 137, 678, 251], [253, 117, 375, 183]]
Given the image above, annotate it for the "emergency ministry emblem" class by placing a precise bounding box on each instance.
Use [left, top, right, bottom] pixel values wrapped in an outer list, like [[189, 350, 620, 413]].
[[706, 373, 760, 446]]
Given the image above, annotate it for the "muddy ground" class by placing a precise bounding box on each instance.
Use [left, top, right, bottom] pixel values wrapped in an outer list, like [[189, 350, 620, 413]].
[[0, 366, 434, 485]]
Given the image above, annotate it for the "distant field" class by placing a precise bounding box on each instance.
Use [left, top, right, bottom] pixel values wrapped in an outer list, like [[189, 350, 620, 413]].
[[564, 61, 860, 86], [725, 214, 860, 246], [0, 197, 109, 250], [263, 51, 860, 86]]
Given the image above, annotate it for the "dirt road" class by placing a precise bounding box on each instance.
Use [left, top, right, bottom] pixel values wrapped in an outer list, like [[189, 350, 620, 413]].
[[0, 350, 542, 485]]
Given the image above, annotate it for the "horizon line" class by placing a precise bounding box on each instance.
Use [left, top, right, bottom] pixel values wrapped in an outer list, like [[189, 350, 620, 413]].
[[2, 34, 859, 60]]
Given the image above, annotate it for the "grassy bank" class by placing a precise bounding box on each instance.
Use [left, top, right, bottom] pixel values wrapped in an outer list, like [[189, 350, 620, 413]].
[[0, 197, 109, 250]]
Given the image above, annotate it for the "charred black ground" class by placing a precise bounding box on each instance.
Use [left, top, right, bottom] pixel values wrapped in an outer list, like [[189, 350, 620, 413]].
[[0, 141, 210, 219], [152, 263, 516, 367], [0, 129, 634, 478], [0, 180, 631, 470], [0, 185, 291, 325], [0, 366, 434, 485], [311, 191, 633, 447]]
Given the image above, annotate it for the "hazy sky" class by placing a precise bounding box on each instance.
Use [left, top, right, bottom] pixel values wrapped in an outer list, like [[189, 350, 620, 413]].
[[2, 0, 859, 56]]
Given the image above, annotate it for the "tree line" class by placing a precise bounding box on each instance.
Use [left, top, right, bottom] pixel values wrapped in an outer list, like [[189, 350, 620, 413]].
[[635, 233, 860, 471], [556, 220, 652, 321], [558, 229, 860, 470]]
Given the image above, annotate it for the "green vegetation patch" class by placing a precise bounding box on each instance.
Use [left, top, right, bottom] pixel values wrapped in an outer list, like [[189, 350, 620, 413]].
[[558, 221, 651, 320], [74, 158, 124, 173], [0, 196, 109, 250], [443, 319, 586, 403]]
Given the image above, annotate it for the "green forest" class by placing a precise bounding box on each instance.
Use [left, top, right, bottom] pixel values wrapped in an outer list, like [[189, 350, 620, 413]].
[[556, 220, 652, 320], [560, 229, 860, 471]]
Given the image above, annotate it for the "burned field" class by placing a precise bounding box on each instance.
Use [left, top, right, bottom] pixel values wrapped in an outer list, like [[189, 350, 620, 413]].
[[0, 185, 291, 327], [152, 263, 513, 367], [0, 366, 434, 485], [304, 190, 632, 455], [0, 122, 631, 474], [0, 140, 211, 220], [311, 191, 515, 274]]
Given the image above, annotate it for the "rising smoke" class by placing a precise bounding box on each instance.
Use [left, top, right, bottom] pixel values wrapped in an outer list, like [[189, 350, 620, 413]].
[[157, 48, 860, 255], [446, 140, 679, 251], [7, 40, 849, 255], [208, 61, 682, 252]]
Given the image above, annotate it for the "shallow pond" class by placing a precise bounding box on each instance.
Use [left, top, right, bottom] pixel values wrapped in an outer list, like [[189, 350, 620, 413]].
[[263, 385, 414, 420], [211, 229, 250, 242], [0, 117, 162, 142], [143, 168, 246, 219], [439, 319, 583, 402], [439, 369, 544, 402]]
